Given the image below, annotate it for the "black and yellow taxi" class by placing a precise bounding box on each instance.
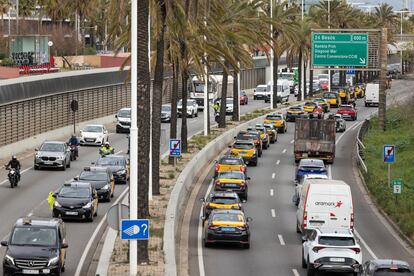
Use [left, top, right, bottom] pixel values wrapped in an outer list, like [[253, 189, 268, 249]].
[[354, 84, 365, 98], [229, 140, 258, 166], [76, 167, 115, 202], [235, 131, 262, 157], [322, 91, 341, 108], [201, 191, 243, 219], [286, 106, 306, 122], [203, 209, 252, 249], [313, 98, 330, 113], [247, 125, 270, 149], [215, 155, 246, 177], [52, 182, 99, 222], [214, 171, 250, 200], [264, 113, 287, 133], [95, 155, 129, 184], [333, 85, 351, 104], [2, 217, 68, 276], [263, 123, 278, 143], [303, 101, 318, 113]]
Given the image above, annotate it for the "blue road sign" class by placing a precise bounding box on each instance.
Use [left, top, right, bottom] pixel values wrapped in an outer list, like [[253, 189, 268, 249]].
[[121, 219, 149, 240], [346, 66, 355, 75], [169, 139, 181, 157], [383, 145, 395, 163]]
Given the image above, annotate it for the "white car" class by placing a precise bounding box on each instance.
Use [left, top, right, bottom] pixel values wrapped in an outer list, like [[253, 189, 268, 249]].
[[177, 99, 198, 118], [115, 108, 131, 133], [253, 84, 268, 100], [80, 124, 109, 146], [302, 228, 362, 276]]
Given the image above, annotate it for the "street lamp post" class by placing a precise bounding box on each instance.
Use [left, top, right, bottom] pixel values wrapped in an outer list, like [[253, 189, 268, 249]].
[[270, 0, 274, 109], [396, 10, 410, 75]]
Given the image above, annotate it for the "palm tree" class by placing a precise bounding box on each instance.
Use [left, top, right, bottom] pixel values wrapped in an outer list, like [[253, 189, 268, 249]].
[[136, 0, 150, 263], [151, 0, 167, 195], [0, 0, 11, 33]]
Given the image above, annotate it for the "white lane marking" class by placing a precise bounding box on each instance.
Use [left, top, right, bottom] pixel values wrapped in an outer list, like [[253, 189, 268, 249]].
[[271, 209, 276, 218], [75, 186, 130, 276], [354, 229, 378, 259], [27, 212, 33, 217], [276, 160, 280, 165], [115, 150, 123, 155], [270, 189, 274, 196], [277, 234, 286, 246], [282, 149, 287, 154], [0, 167, 32, 186], [290, 140, 294, 144], [327, 165, 332, 180], [272, 173, 276, 179], [336, 121, 363, 145], [198, 180, 214, 276], [292, 269, 300, 276]]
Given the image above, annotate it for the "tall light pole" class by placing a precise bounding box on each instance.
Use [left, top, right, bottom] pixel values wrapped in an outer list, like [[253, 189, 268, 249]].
[[129, 0, 138, 275], [326, 0, 331, 92], [203, 15, 208, 136], [395, 10, 410, 74], [148, 14, 153, 201], [270, 0, 274, 109]]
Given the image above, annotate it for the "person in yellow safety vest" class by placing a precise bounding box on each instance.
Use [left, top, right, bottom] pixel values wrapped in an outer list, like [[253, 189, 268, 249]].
[[99, 141, 114, 157], [47, 191, 55, 210], [213, 101, 220, 114]]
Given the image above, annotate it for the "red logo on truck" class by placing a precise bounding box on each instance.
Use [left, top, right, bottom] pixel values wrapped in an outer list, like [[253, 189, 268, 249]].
[[335, 201, 343, 208]]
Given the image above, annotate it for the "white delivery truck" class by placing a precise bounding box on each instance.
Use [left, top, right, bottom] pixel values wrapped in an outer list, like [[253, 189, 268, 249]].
[[364, 83, 379, 107], [265, 79, 290, 103], [296, 179, 354, 239]]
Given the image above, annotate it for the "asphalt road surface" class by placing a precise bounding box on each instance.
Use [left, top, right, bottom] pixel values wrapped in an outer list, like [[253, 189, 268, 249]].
[[0, 93, 273, 275], [188, 79, 414, 276]]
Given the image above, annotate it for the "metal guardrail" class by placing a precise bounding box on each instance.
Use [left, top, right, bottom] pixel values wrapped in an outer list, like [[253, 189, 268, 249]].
[[356, 119, 370, 174], [0, 67, 265, 148]]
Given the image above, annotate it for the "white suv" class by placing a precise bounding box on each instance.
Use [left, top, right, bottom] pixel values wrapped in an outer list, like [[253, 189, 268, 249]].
[[177, 99, 198, 118], [253, 84, 268, 100], [80, 124, 109, 146], [302, 228, 362, 276]]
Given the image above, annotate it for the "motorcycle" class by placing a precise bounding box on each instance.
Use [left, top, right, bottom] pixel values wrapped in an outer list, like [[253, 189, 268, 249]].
[[7, 168, 19, 188], [70, 144, 79, 161]]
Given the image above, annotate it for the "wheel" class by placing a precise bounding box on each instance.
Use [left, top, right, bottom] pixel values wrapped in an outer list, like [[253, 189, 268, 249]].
[[195, 111, 198, 117], [94, 207, 98, 217], [116, 128, 120, 133], [111, 190, 114, 198], [61, 264, 65, 272], [87, 213, 94, 222], [252, 161, 258, 167], [62, 162, 66, 171], [203, 238, 210, 248], [34, 165, 39, 170], [296, 222, 301, 234], [254, 96, 257, 100], [243, 191, 248, 201], [307, 258, 315, 276], [66, 161, 70, 168], [243, 242, 250, 249], [258, 150, 262, 157], [302, 249, 307, 268]]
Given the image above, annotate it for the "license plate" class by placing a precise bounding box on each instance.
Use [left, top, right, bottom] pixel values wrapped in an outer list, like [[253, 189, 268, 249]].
[[330, 257, 345, 262], [66, 211, 78, 215], [225, 184, 238, 187], [22, 270, 39, 274], [42, 269, 50, 274], [221, 227, 235, 232], [310, 221, 324, 226], [303, 153, 308, 157], [239, 151, 246, 155]]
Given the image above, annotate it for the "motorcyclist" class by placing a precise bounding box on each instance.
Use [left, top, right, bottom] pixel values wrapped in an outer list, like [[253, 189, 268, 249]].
[[99, 142, 114, 156], [68, 134, 79, 157], [213, 101, 220, 114], [5, 155, 21, 181]]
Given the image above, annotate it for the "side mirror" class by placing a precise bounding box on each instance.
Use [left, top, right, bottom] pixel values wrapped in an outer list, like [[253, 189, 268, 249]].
[[52, 194, 57, 198], [115, 114, 118, 118], [228, 145, 232, 148], [35, 148, 39, 151], [91, 162, 95, 165], [74, 176, 79, 181], [61, 242, 68, 249], [200, 216, 206, 221], [246, 177, 251, 180], [1, 241, 8, 246], [199, 198, 205, 202], [246, 217, 253, 222], [242, 199, 247, 203]]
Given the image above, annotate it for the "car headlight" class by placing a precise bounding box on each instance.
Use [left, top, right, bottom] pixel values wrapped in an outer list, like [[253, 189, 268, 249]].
[[4, 254, 14, 265], [83, 202, 92, 209], [116, 170, 126, 175], [102, 184, 110, 190], [56, 156, 64, 160], [54, 201, 62, 208], [47, 256, 59, 266]]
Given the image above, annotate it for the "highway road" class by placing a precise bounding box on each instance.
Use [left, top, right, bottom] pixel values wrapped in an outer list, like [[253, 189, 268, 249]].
[[188, 79, 414, 276], [0, 93, 273, 275]]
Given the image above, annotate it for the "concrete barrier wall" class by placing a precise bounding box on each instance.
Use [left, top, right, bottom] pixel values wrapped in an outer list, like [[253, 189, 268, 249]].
[[163, 114, 269, 276]]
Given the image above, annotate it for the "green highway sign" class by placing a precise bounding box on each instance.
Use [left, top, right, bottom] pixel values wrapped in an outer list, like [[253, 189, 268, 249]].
[[312, 33, 368, 67], [392, 179, 403, 194]]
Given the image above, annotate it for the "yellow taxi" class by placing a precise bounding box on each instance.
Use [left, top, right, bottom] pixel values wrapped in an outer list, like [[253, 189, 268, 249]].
[[203, 209, 251, 249], [248, 126, 270, 149], [313, 98, 330, 113], [201, 191, 243, 219], [354, 84, 365, 98], [214, 155, 246, 177], [263, 123, 278, 143], [235, 131, 263, 157], [286, 106, 306, 122], [303, 101, 318, 113], [322, 91, 341, 108], [214, 170, 250, 200], [264, 113, 287, 133], [229, 140, 258, 166], [335, 86, 351, 103]]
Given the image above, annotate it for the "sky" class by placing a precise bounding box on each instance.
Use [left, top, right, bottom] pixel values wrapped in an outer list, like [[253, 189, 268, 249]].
[[349, 0, 406, 10]]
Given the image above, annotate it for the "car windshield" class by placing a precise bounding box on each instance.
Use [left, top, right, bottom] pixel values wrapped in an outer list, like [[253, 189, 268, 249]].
[[233, 143, 254, 150], [79, 171, 108, 181], [220, 158, 242, 165], [83, 126, 103, 133], [97, 157, 125, 166], [162, 105, 171, 112], [218, 172, 244, 179], [266, 115, 282, 120], [236, 133, 254, 140], [11, 227, 57, 247], [290, 107, 302, 111], [211, 196, 238, 204], [323, 93, 337, 99], [226, 99, 233, 105], [373, 269, 413, 275], [58, 187, 90, 198], [299, 166, 324, 171], [40, 143, 64, 152], [318, 236, 355, 246], [118, 110, 131, 118], [340, 106, 353, 110], [212, 213, 244, 222], [305, 102, 316, 106], [256, 86, 266, 92], [279, 73, 294, 80]]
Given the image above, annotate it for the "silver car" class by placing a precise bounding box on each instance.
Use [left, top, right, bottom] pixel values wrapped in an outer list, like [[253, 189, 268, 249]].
[[34, 141, 71, 170]]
